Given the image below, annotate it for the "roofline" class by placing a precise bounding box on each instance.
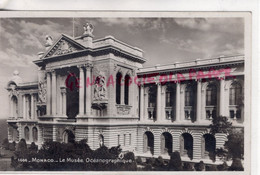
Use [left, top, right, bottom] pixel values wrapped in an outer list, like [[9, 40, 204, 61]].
[[137, 55, 244, 75]]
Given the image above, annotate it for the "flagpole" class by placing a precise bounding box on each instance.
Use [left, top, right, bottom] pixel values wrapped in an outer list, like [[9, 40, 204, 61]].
[[72, 17, 75, 38]]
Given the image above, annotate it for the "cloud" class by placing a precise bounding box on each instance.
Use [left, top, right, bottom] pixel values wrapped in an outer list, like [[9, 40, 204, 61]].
[[96, 18, 168, 33], [174, 18, 211, 31], [0, 19, 71, 68], [174, 18, 244, 34], [0, 47, 35, 67]]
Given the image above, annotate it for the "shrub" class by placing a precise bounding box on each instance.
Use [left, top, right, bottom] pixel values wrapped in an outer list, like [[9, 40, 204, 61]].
[[229, 158, 244, 171], [206, 165, 217, 171], [9, 141, 16, 151], [15, 139, 28, 158], [154, 156, 164, 167], [144, 164, 153, 171], [217, 161, 229, 171], [2, 138, 9, 150], [29, 142, 38, 153], [136, 157, 142, 164], [195, 161, 205, 171], [146, 157, 155, 166], [168, 151, 182, 171], [183, 162, 194, 171]]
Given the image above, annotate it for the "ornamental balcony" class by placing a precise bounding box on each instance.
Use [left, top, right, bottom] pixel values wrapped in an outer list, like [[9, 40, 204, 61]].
[[205, 105, 217, 120], [147, 107, 156, 120], [229, 105, 241, 120], [165, 107, 174, 120], [184, 106, 193, 120]]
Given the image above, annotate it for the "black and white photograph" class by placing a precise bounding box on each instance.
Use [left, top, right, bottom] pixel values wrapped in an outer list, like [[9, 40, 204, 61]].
[[0, 12, 251, 173]]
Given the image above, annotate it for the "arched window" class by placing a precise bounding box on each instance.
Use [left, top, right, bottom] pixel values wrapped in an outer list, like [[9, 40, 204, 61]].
[[32, 127, 38, 142], [116, 72, 122, 104], [11, 96, 18, 118], [206, 84, 217, 106], [180, 133, 193, 160], [24, 126, 29, 142], [143, 131, 154, 155], [124, 74, 130, 105], [185, 85, 194, 106], [161, 132, 173, 155], [229, 82, 242, 105], [63, 130, 75, 143], [99, 134, 104, 147], [201, 134, 216, 161]]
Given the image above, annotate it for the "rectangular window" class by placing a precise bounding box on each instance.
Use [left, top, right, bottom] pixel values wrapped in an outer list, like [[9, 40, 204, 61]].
[[129, 134, 131, 145], [166, 92, 171, 107], [123, 134, 126, 146], [118, 135, 120, 145]]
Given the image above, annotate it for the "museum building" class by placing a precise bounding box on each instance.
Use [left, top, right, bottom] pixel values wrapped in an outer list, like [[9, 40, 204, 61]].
[[6, 23, 244, 162]]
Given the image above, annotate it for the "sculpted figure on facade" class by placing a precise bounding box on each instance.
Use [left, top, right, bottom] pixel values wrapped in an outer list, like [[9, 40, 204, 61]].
[[83, 22, 94, 36], [45, 35, 53, 47], [93, 70, 107, 101], [38, 80, 47, 103]]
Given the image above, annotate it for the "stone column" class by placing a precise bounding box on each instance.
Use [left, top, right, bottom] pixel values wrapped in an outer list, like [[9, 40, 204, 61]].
[[196, 80, 202, 122], [53, 125, 57, 142], [23, 95, 26, 119], [219, 78, 225, 116], [26, 96, 29, 119], [140, 84, 144, 121], [9, 95, 13, 118], [59, 91, 63, 116], [175, 82, 181, 122], [51, 70, 57, 115], [31, 94, 34, 120], [121, 77, 125, 105], [156, 82, 162, 122], [78, 65, 85, 116], [62, 91, 67, 116], [46, 72, 51, 115], [85, 64, 93, 116]]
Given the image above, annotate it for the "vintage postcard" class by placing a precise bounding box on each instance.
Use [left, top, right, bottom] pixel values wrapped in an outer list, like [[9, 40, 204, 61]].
[[0, 12, 251, 174]]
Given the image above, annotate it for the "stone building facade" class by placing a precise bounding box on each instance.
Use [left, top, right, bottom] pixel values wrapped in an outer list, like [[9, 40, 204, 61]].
[[6, 23, 244, 163]]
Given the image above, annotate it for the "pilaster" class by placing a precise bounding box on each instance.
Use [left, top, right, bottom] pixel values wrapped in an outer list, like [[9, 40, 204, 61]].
[[46, 71, 51, 115], [51, 70, 57, 116]]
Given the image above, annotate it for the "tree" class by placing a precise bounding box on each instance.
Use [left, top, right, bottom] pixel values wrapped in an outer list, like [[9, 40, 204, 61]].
[[229, 158, 244, 171], [9, 141, 16, 151], [2, 138, 9, 150], [29, 142, 38, 153], [195, 161, 205, 171], [209, 116, 244, 167], [209, 116, 232, 135], [168, 151, 182, 171]]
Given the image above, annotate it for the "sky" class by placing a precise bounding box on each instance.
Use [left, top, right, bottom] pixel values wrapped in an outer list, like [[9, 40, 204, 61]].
[[0, 17, 244, 119]]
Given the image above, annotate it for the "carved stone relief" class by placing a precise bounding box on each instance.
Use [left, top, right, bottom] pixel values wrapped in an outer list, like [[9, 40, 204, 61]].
[[38, 79, 47, 103]]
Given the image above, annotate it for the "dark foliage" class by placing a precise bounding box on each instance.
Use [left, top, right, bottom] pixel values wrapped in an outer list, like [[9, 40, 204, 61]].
[[2, 138, 9, 150], [209, 116, 232, 135], [217, 161, 228, 171], [206, 165, 217, 171], [194, 161, 205, 171], [136, 157, 142, 164], [183, 162, 194, 171], [225, 129, 244, 160], [168, 151, 182, 171], [229, 158, 244, 171], [210, 116, 244, 163], [9, 141, 16, 151]]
